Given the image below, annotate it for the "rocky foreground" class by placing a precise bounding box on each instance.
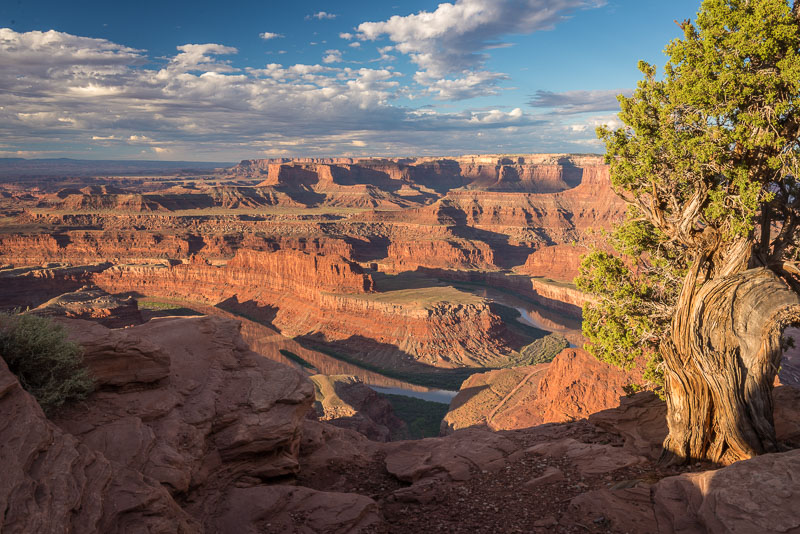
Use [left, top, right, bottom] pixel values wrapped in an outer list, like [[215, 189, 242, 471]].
[[3, 314, 800, 534]]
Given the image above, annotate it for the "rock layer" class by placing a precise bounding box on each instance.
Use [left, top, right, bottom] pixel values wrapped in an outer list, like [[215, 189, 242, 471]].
[[442, 348, 633, 433], [92, 249, 530, 369]]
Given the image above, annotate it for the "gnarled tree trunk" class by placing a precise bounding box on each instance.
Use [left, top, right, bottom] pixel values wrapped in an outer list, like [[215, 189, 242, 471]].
[[661, 266, 800, 465]]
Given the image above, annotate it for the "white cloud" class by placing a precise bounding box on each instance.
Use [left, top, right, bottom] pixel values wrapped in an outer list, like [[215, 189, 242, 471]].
[[416, 70, 507, 100], [0, 27, 607, 159], [528, 88, 631, 113], [468, 108, 524, 124], [259, 32, 284, 40], [167, 43, 239, 73], [348, 42, 361, 48], [372, 45, 396, 63], [69, 84, 122, 96], [322, 49, 343, 64], [306, 11, 337, 20], [0, 28, 145, 75], [355, 0, 604, 99], [339, 32, 354, 40]]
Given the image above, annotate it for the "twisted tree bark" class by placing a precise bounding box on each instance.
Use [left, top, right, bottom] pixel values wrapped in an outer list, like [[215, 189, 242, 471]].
[[661, 267, 800, 465]]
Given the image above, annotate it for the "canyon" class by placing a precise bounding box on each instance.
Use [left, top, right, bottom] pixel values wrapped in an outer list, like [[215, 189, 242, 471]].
[[2, 154, 798, 532], [1, 154, 616, 383]]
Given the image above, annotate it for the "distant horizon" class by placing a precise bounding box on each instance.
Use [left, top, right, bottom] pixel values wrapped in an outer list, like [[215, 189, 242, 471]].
[[0, 151, 607, 165]]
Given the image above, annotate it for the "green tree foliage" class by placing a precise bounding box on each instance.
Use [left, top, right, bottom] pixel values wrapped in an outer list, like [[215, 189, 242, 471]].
[[578, 0, 800, 388], [0, 312, 94, 414]]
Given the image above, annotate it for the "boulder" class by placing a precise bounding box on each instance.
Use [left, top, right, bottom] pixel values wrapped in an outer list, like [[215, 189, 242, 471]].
[[652, 449, 800, 534], [588, 392, 669, 459], [56, 317, 170, 386], [0, 358, 197, 533], [53, 315, 315, 496], [568, 486, 657, 533]]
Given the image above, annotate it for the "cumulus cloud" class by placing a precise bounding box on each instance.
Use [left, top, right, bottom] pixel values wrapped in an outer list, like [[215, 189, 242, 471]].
[[322, 49, 343, 63], [167, 43, 239, 73], [355, 0, 604, 99], [527, 88, 631, 113], [306, 11, 337, 20], [259, 32, 283, 40], [415, 70, 507, 100], [0, 27, 605, 159], [468, 108, 524, 124], [373, 45, 396, 63]]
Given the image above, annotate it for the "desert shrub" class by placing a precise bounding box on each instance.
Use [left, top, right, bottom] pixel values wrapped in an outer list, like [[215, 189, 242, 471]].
[[0, 312, 94, 414]]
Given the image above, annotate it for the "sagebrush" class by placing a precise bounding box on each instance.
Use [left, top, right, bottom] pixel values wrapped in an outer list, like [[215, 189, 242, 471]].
[[0, 312, 94, 414]]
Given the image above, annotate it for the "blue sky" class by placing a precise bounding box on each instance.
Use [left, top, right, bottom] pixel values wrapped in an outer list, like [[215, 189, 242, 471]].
[[0, 0, 702, 161]]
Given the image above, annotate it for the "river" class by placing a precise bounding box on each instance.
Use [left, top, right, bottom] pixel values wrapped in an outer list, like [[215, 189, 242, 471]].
[[370, 386, 459, 404], [461, 285, 584, 347], [149, 286, 583, 403]]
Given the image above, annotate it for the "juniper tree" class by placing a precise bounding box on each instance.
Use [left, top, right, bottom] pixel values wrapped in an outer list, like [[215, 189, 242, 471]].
[[578, 0, 800, 464]]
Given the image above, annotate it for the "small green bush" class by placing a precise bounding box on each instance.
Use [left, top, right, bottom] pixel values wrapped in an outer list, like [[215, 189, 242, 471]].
[[0, 312, 94, 414]]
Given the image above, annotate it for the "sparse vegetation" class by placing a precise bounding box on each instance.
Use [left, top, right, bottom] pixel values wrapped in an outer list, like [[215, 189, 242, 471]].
[[379, 393, 450, 439], [138, 298, 200, 316], [0, 312, 94, 414], [508, 334, 569, 367], [354, 285, 485, 306]]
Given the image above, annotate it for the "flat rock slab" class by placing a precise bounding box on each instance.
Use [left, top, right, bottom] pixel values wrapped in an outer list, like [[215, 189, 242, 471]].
[[214, 485, 380, 534], [383, 428, 521, 483], [526, 438, 648, 475], [568, 485, 657, 533], [524, 466, 565, 488]]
